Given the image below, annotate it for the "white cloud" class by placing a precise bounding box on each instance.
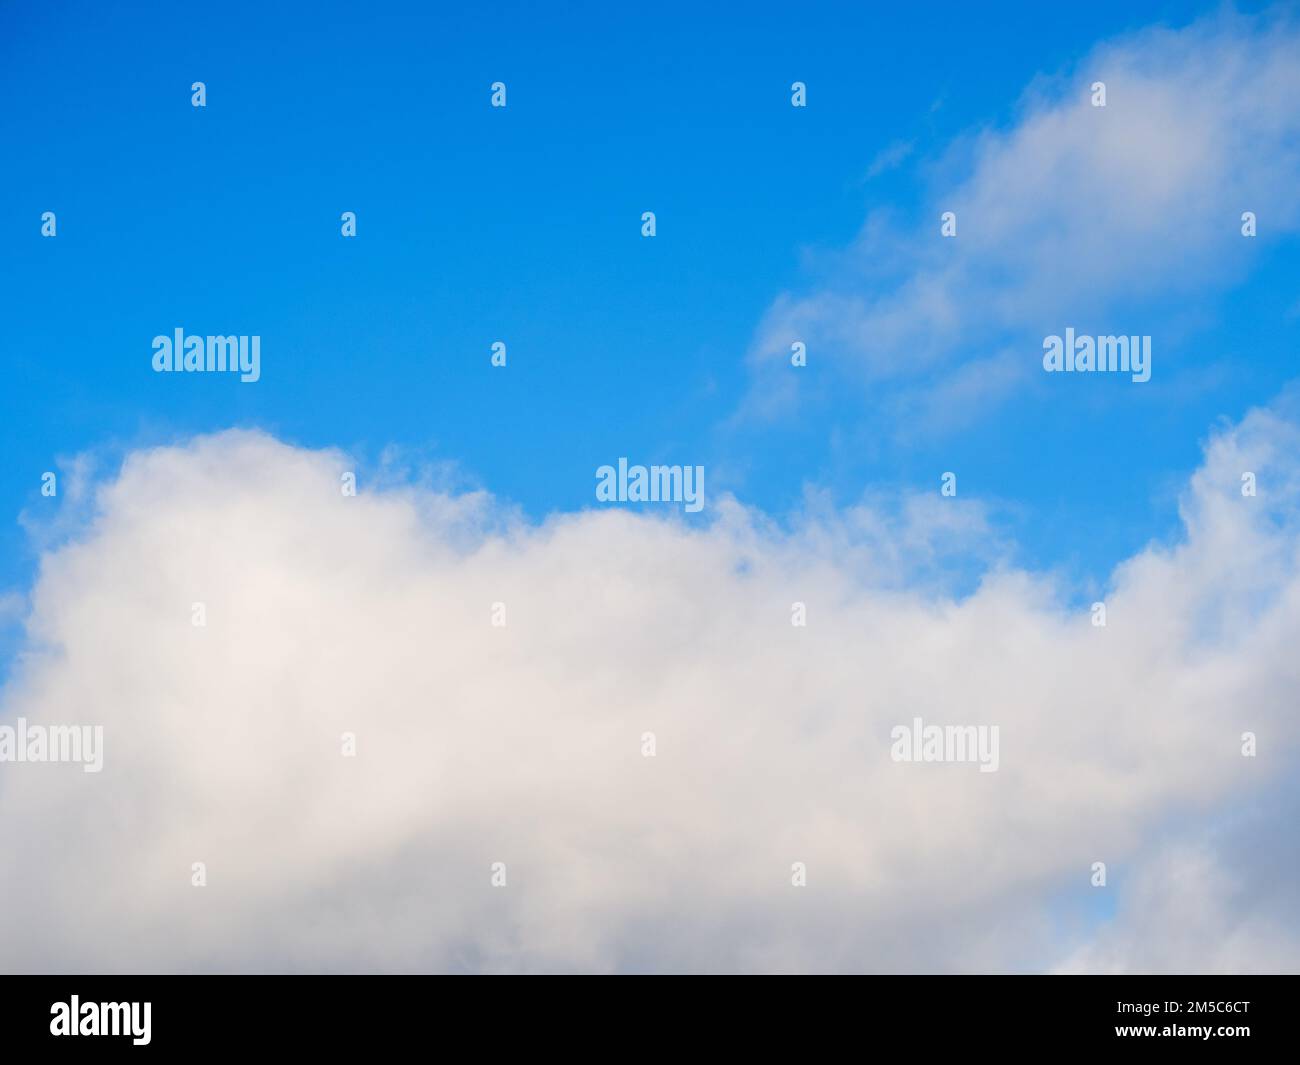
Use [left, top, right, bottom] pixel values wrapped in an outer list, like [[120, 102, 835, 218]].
[[1054, 825, 1300, 975], [743, 8, 1300, 422], [0, 401, 1298, 972]]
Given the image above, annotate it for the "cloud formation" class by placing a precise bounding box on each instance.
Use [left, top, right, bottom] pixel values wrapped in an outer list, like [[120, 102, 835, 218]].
[[1, 402, 1298, 973], [744, 8, 1300, 423]]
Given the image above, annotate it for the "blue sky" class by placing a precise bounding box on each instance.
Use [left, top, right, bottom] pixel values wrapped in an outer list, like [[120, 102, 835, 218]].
[[1, 0, 1296, 623]]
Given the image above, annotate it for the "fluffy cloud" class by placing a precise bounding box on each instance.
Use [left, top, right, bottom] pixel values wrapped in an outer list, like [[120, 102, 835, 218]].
[[1054, 830, 1300, 975], [1, 402, 1298, 973], [744, 8, 1300, 422]]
